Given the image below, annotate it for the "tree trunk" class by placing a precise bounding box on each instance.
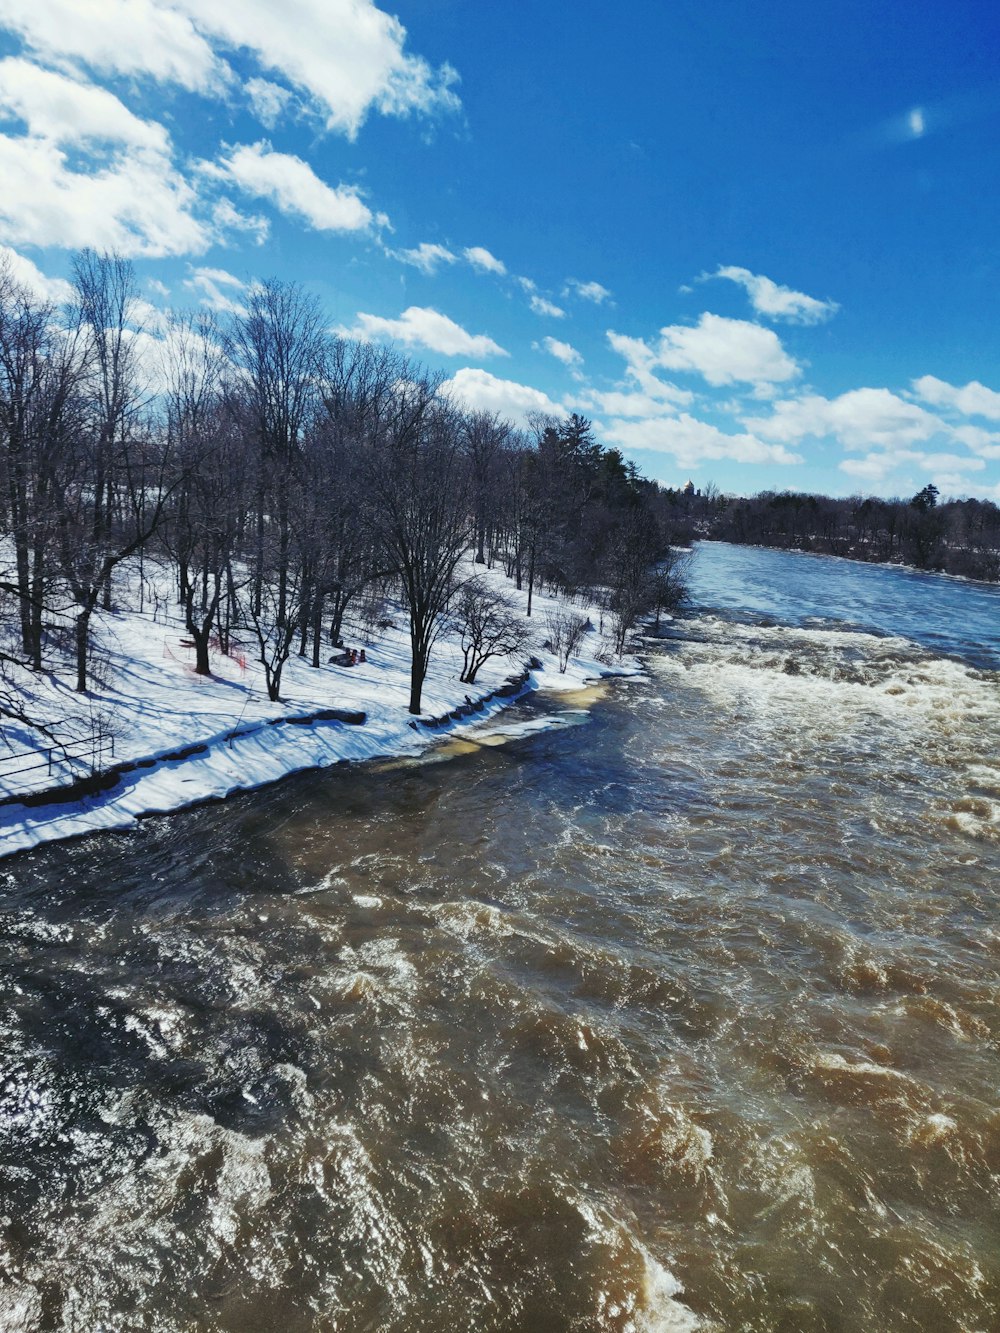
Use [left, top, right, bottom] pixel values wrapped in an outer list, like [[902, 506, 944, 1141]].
[[193, 628, 211, 676], [277, 481, 290, 627], [75, 609, 90, 693], [311, 590, 324, 669], [11, 463, 32, 653], [298, 570, 311, 657], [29, 540, 45, 671], [408, 629, 429, 715]]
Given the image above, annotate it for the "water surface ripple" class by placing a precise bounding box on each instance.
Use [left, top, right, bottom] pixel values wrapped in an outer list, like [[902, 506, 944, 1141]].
[[2, 543, 998, 1331]]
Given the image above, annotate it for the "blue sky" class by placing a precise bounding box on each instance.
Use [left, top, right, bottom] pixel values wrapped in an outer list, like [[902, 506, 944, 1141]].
[[1, 0, 999, 501]]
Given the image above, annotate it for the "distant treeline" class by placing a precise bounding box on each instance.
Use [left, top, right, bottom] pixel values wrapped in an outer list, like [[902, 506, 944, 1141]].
[[663, 482, 1000, 583], [0, 249, 685, 725]]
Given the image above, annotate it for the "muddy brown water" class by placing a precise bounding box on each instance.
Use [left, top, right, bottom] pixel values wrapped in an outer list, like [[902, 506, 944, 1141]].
[[1, 544, 999, 1331]]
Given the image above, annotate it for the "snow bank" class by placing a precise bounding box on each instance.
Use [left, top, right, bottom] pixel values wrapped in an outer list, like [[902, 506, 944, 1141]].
[[0, 562, 638, 860]]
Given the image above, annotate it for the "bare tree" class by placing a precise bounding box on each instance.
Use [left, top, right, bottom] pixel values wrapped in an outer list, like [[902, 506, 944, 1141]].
[[453, 576, 532, 684], [161, 314, 243, 675], [366, 380, 473, 713], [232, 541, 303, 703], [73, 250, 147, 611], [460, 410, 509, 566], [0, 261, 85, 669], [544, 608, 589, 673], [45, 253, 175, 691], [226, 279, 326, 626]]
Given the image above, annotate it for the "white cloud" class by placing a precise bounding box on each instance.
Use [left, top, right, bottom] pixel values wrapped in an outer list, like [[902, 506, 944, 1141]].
[[0, 57, 169, 150], [183, 265, 247, 315], [538, 336, 582, 369], [935, 474, 1000, 501], [192, 265, 242, 288], [211, 197, 269, 244], [840, 449, 985, 482], [611, 313, 800, 389], [606, 331, 664, 389], [246, 77, 293, 128], [908, 107, 925, 138], [129, 296, 169, 332], [0, 131, 208, 256], [605, 330, 696, 407], [395, 242, 457, 273], [949, 424, 1000, 461], [175, 0, 460, 137], [604, 413, 803, 468], [0, 0, 225, 92], [710, 265, 839, 324], [563, 278, 611, 304], [571, 386, 693, 419], [0, 57, 207, 256], [0, 243, 73, 303], [441, 367, 563, 426], [529, 294, 565, 319], [463, 245, 506, 275], [209, 142, 380, 233], [340, 306, 507, 358], [0, 0, 459, 137], [744, 387, 940, 448], [912, 374, 1000, 421]]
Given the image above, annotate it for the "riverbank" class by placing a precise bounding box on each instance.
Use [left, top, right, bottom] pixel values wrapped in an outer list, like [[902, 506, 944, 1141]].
[[0, 562, 638, 860]]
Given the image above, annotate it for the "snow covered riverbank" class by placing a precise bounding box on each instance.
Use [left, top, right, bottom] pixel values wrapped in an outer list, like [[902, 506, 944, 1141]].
[[0, 562, 638, 860]]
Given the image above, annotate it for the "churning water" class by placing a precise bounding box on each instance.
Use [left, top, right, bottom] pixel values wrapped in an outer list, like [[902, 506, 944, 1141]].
[[2, 542, 999, 1331]]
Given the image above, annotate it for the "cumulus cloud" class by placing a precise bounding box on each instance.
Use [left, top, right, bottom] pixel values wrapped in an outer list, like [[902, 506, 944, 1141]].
[[538, 336, 582, 369], [0, 0, 225, 92], [0, 130, 207, 256], [340, 306, 507, 358], [463, 245, 506, 275], [0, 56, 208, 256], [0, 4, 458, 255], [912, 374, 1000, 421], [603, 413, 803, 468], [949, 424, 1000, 461], [611, 313, 800, 389], [709, 265, 839, 324], [0, 0, 460, 137], [395, 242, 457, 273], [602, 333, 698, 412], [563, 278, 611, 304], [571, 385, 693, 419], [208, 142, 381, 233], [743, 387, 941, 448], [441, 367, 563, 426], [0, 242, 74, 303], [0, 57, 168, 150], [528, 293, 565, 319], [178, 0, 460, 137], [840, 450, 985, 482]]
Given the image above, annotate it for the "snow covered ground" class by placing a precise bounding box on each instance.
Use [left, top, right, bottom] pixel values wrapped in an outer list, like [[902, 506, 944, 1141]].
[[0, 561, 639, 860]]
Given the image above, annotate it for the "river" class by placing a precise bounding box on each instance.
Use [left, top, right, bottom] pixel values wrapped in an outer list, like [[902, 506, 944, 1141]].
[[2, 542, 998, 1332]]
